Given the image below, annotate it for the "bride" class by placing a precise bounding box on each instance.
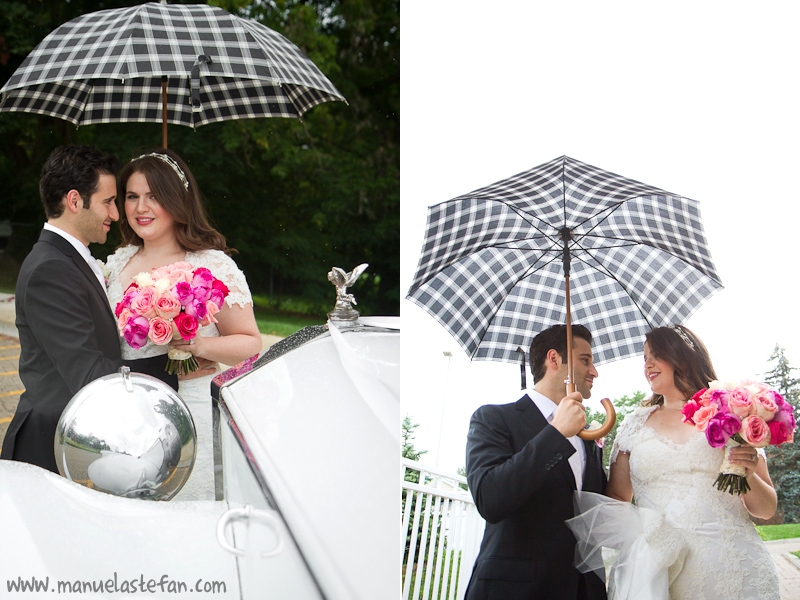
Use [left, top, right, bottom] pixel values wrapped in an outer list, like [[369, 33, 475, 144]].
[[105, 150, 262, 501], [569, 325, 779, 599]]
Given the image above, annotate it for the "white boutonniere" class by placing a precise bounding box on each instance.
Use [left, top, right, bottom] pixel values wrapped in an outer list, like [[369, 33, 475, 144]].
[[587, 420, 605, 448], [96, 259, 109, 286]]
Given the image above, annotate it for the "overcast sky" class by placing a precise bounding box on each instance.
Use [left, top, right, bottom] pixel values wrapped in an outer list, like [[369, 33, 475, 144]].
[[400, 1, 800, 473]]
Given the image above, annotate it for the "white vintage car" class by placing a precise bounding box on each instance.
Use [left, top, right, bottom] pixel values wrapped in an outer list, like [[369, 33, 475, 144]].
[[0, 314, 399, 600]]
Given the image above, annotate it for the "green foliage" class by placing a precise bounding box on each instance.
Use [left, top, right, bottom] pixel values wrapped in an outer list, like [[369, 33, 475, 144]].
[[756, 522, 800, 541], [0, 0, 398, 314], [586, 391, 647, 471], [763, 345, 800, 524], [403, 414, 428, 484]]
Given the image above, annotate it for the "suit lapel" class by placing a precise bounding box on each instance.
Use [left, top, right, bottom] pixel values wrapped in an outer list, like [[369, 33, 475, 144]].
[[40, 230, 115, 322]]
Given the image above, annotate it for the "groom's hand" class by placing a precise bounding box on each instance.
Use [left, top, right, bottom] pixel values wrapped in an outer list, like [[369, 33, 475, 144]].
[[551, 391, 587, 438]]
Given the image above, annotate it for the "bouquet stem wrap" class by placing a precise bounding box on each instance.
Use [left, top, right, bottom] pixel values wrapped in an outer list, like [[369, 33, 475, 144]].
[[166, 347, 199, 376], [714, 436, 750, 495]]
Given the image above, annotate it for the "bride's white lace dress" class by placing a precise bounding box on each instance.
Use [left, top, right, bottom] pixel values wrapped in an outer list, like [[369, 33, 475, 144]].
[[570, 405, 779, 600], [105, 245, 253, 502]]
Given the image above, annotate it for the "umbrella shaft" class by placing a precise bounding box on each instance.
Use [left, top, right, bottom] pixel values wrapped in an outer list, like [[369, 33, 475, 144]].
[[565, 274, 576, 395]]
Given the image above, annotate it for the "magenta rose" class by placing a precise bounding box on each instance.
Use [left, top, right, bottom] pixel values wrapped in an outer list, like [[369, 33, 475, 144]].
[[709, 389, 729, 411], [212, 279, 229, 299], [131, 286, 158, 319], [172, 281, 194, 306], [154, 293, 182, 319], [727, 388, 754, 418], [209, 287, 225, 308], [681, 399, 701, 425], [148, 317, 173, 345], [771, 400, 796, 443], [192, 283, 212, 303], [767, 420, 792, 446], [718, 412, 742, 437], [740, 415, 771, 447], [705, 418, 727, 448], [184, 298, 208, 322], [174, 312, 199, 340], [123, 315, 150, 349]]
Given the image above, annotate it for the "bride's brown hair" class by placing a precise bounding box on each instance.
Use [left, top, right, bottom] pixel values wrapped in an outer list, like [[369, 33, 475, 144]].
[[118, 149, 230, 254], [642, 325, 718, 407]]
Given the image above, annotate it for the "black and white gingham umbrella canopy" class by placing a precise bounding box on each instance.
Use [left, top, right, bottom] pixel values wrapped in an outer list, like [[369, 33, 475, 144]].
[[407, 156, 723, 366], [0, 2, 345, 128]]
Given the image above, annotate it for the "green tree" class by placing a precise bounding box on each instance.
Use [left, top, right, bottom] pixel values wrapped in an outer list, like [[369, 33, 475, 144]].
[[402, 414, 427, 484], [586, 391, 646, 471], [763, 345, 800, 523], [0, 0, 399, 315]]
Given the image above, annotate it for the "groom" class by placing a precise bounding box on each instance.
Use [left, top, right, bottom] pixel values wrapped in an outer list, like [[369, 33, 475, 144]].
[[1, 145, 178, 474], [464, 324, 607, 600]]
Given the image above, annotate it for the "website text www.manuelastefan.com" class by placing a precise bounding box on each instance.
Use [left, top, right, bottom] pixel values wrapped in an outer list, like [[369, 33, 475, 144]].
[[7, 573, 227, 595]]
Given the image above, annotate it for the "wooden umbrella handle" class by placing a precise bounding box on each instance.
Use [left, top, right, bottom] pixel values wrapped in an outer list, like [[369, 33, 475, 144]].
[[577, 398, 616, 440]]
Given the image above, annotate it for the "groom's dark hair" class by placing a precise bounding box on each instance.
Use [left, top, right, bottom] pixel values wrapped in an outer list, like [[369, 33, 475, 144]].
[[530, 324, 592, 383], [40, 144, 119, 219]]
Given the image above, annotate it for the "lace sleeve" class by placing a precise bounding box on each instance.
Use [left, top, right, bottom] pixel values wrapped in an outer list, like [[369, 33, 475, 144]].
[[186, 249, 252, 308], [103, 245, 139, 286], [610, 405, 657, 465]]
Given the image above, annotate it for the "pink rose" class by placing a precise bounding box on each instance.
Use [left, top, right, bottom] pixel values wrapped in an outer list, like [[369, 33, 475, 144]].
[[209, 288, 225, 308], [740, 415, 771, 448], [727, 388, 754, 418], [192, 267, 214, 287], [192, 283, 211, 303], [174, 312, 198, 340], [172, 281, 194, 307], [203, 301, 220, 325], [130, 286, 158, 319], [117, 308, 132, 332], [148, 317, 173, 345], [123, 315, 149, 349], [691, 388, 714, 407], [693, 405, 718, 432], [752, 391, 780, 421], [154, 293, 182, 319], [682, 399, 701, 425]]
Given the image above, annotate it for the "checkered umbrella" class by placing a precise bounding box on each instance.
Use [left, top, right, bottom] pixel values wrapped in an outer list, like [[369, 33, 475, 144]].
[[407, 155, 723, 369], [0, 2, 345, 147]]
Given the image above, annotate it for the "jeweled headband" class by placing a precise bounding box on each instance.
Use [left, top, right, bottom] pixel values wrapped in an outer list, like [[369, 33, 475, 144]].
[[670, 325, 695, 350], [133, 153, 189, 190]]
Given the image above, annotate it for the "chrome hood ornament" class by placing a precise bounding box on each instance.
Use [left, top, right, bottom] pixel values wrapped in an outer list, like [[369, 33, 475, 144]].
[[327, 263, 368, 324]]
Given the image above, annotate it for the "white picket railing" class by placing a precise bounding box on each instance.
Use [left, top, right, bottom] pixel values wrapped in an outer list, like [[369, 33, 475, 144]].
[[401, 458, 485, 600]]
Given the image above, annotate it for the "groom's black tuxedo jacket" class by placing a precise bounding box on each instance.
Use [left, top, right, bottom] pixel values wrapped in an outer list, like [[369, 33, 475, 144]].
[[464, 395, 607, 600], [1, 229, 176, 473]]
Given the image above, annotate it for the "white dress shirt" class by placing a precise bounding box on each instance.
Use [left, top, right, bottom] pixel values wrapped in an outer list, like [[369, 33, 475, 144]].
[[527, 389, 586, 491], [43, 223, 107, 292]]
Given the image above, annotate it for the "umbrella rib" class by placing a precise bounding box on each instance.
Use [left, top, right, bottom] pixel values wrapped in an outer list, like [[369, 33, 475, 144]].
[[570, 237, 660, 329]]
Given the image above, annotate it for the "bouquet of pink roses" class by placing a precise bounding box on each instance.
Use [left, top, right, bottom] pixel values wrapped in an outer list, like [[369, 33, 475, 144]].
[[682, 380, 796, 495], [115, 261, 229, 376]]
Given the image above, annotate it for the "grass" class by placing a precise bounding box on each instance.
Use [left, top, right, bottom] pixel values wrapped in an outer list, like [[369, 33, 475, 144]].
[[756, 523, 800, 541], [254, 308, 322, 338]]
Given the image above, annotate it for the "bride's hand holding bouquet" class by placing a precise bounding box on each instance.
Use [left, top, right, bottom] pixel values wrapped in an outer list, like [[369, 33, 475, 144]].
[[682, 380, 796, 495]]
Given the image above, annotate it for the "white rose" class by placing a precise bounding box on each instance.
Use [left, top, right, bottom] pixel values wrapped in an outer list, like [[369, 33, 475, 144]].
[[154, 277, 171, 294], [133, 272, 155, 287]]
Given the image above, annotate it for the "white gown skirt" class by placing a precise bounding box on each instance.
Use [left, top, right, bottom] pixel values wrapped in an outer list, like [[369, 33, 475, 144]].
[[172, 373, 216, 502]]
